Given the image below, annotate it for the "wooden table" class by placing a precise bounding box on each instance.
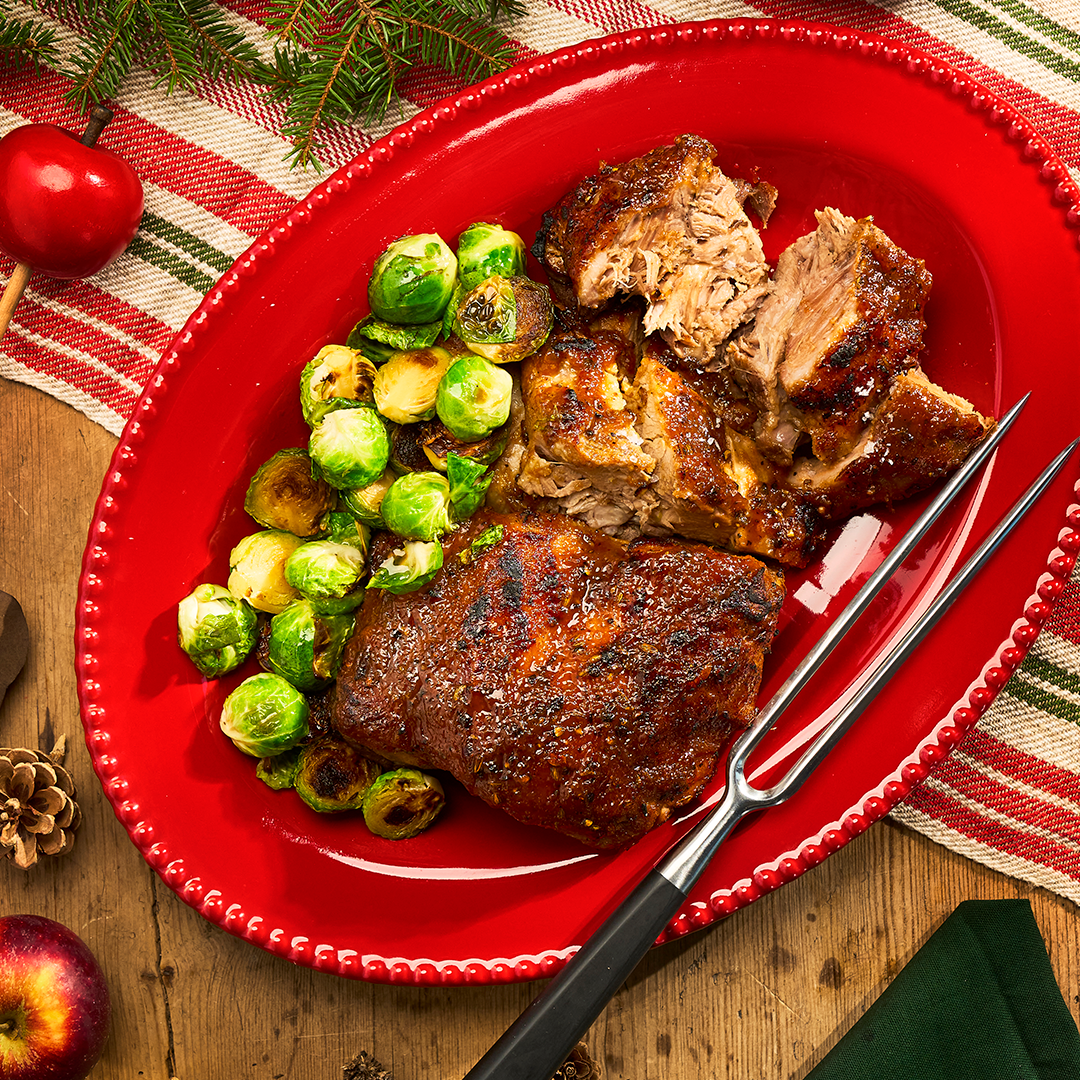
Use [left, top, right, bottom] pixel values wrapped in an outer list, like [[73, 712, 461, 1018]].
[[3, 375, 1078, 1080]]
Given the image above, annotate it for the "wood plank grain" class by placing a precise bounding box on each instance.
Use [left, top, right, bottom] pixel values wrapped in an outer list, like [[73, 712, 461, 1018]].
[[1, 377, 1076, 1080]]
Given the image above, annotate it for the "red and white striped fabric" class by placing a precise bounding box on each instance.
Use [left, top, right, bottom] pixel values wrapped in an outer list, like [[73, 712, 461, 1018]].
[[2, 0, 1079, 901]]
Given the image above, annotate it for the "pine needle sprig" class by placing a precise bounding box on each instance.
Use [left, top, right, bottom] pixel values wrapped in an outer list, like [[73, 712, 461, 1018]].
[[0, 2, 59, 72], [59, 0, 263, 110], [257, 0, 523, 168]]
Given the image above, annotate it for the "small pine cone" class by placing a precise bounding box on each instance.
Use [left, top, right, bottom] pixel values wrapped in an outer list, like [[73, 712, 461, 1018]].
[[0, 736, 81, 870], [553, 1041, 602, 1079]]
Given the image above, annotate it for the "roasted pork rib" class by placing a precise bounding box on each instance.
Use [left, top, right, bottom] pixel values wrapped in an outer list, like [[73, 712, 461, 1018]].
[[332, 510, 785, 848]]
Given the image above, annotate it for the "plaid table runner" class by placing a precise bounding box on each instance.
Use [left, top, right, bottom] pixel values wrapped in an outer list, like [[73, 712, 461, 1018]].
[[2, 0, 1079, 902]]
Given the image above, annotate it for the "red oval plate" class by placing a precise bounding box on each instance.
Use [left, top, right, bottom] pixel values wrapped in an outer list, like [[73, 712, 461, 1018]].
[[77, 20, 1080, 984]]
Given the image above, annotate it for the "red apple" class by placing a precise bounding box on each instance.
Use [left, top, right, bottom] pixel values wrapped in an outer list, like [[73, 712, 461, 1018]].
[[0, 120, 143, 279], [0, 915, 111, 1080]]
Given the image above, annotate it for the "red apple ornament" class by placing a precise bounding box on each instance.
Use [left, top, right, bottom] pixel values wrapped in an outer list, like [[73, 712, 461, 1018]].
[[0, 915, 111, 1080], [0, 105, 143, 338]]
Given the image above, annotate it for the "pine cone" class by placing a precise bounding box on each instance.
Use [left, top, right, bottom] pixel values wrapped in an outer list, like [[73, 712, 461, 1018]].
[[0, 736, 81, 869], [554, 1041, 602, 1079]]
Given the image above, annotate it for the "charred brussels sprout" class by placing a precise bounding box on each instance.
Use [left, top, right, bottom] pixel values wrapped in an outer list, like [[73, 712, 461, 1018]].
[[265, 599, 353, 691], [387, 420, 433, 475], [244, 448, 337, 537], [342, 468, 396, 528], [436, 355, 513, 441], [309, 404, 389, 490], [367, 540, 443, 594], [380, 471, 453, 540], [177, 583, 257, 678], [421, 419, 508, 472], [368, 233, 457, 324], [228, 529, 306, 614], [219, 672, 309, 757], [372, 345, 455, 425], [284, 538, 367, 614], [294, 737, 382, 813], [454, 274, 553, 363], [299, 345, 377, 427], [362, 768, 445, 839], [455, 223, 527, 289], [256, 747, 301, 790]]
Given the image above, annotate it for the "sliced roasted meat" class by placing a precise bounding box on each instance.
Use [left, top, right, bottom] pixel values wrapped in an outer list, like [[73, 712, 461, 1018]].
[[788, 368, 994, 519], [332, 510, 785, 849], [727, 207, 932, 464], [629, 342, 826, 566], [534, 134, 772, 362]]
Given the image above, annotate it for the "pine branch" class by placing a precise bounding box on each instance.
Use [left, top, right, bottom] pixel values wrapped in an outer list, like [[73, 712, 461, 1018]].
[[0, 2, 59, 71], [38, 0, 525, 168]]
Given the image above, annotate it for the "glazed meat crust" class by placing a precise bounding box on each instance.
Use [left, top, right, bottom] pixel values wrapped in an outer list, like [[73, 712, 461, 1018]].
[[332, 510, 785, 848]]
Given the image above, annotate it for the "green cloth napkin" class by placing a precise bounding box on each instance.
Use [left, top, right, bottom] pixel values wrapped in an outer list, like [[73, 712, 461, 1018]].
[[807, 900, 1080, 1079]]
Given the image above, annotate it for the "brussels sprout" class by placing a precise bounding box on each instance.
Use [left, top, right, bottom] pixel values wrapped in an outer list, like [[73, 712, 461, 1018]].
[[380, 471, 453, 540], [362, 767, 445, 839], [342, 468, 396, 528], [284, 538, 367, 614], [367, 540, 443, 594], [228, 529, 306, 614], [372, 345, 455, 425], [256, 747, 301, 790], [265, 599, 354, 690], [309, 404, 390, 490], [294, 737, 382, 813], [455, 222, 527, 289], [388, 421, 433, 475], [299, 345, 377, 427], [177, 583, 258, 678], [368, 233, 457, 324], [436, 355, 513, 442], [421, 419, 508, 472], [454, 274, 554, 363], [348, 314, 443, 354], [322, 510, 372, 554], [244, 448, 337, 537], [446, 452, 492, 521], [345, 324, 397, 365], [220, 672, 309, 757]]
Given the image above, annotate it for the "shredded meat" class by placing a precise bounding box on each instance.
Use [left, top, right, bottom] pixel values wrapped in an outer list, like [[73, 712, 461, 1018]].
[[534, 134, 772, 363]]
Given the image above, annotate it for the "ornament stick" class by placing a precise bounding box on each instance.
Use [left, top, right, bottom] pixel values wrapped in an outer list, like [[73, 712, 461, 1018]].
[[0, 105, 115, 343]]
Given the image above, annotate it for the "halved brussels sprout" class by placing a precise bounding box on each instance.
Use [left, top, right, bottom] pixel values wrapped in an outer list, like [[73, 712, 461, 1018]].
[[177, 583, 258, 678], [368, 233, 457, 325], [380, 471, 454, 540], [372, 346, 455, 425], [362, 768, 445, 839], [284, 538, 367, 614], [299, 345, 377, 427], [388, 420, 433, 475], [294, 737, 383, 813], [342, 468, 396, 528], [348, 314, 443, 354], [309, 404, 389, 490], [256, 747, 301, 790], [367, 540, 443, 594], [455, 222, 527, 290], [219, 672, 309, 757], [436, 355, 513, 441], [454, 274, 554, 363], [446, 453, 492, 521], [244, 448, 337, 537], [228, 529, 306, 614], [265, 599, 354, 691], [421, 419, 508, 472]]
